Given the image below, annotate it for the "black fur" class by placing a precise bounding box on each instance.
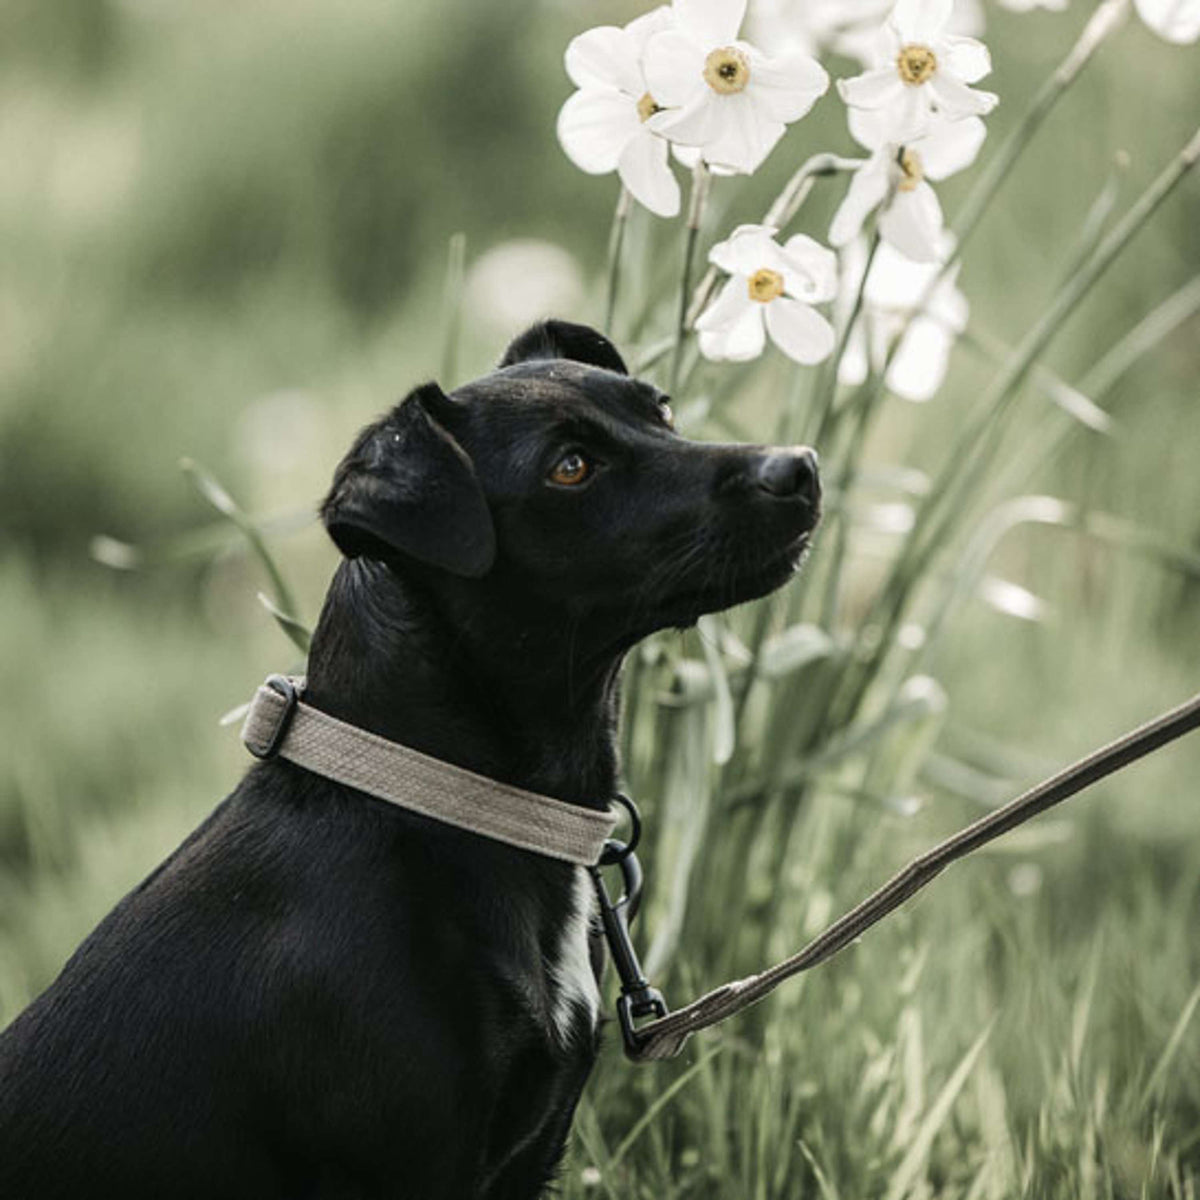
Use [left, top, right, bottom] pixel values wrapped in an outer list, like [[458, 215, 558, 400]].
[[0, 321, 820, 1200]]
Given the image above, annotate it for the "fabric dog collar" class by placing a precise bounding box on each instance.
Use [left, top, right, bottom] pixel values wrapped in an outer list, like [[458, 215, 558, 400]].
[[241, 675, 618, 866]]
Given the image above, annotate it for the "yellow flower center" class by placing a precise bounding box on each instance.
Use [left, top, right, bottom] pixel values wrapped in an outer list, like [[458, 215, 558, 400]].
[[703, 46, 751, 95], [897, 147, 924, 192], [636, 92, 662, 123], [896, 43, 937, 85], [747, 268, 784, 304]]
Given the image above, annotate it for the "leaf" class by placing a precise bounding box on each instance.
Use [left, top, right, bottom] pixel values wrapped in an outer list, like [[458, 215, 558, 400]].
[[180, 457, 306, 637], [883, 1023, 994, 1200], [256, 591, 313, 655], [1141, 979, 1200, 1109]]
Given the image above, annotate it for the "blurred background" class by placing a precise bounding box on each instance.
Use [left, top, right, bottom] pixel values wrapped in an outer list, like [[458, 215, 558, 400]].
[[1, 0, 1198, 1194]]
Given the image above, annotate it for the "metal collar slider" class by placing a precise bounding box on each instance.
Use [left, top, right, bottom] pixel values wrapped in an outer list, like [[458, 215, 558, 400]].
[[244, 674, 301, 759]]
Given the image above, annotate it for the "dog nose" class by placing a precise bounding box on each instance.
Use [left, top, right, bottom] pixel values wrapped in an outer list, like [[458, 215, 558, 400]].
[[755, 447, 820, 505]]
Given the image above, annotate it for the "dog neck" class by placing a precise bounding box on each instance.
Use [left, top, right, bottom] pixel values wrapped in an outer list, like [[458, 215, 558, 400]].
[[303, 558, 623, 812]]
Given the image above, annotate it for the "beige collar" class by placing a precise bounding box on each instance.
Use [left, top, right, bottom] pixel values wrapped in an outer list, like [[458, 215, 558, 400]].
[[241, 676, 618, 867]]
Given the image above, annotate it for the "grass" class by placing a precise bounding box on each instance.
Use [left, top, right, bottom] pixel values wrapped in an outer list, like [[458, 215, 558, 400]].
[[2, 0, 1199, 1196]]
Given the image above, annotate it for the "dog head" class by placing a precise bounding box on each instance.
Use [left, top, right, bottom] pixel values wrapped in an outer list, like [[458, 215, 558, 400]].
[[321, 320, 819, 664]]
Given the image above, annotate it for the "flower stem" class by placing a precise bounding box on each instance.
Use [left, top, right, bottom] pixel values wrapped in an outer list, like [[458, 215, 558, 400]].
[[833, 122, 1200, 731], [802, 230, 882, 449], [604, 187, 632, 337], [670, 160, 710, 396]]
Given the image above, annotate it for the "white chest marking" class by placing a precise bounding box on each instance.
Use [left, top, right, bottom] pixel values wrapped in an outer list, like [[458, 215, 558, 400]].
[[548, 866, 601, 1047]]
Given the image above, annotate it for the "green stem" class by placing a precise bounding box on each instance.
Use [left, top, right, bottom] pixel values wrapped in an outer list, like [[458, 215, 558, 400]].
[[670, 160, 710, 397], [803, 230, 882, 450], [603, 187, 632, 337], [439, 232, 467, 388], [950, 0, 1130, 256]]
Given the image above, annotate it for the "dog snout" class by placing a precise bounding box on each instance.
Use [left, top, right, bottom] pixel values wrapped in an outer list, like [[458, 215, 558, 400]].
[[754, 447, 820, 506]]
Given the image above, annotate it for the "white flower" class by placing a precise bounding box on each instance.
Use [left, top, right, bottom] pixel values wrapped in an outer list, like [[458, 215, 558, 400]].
[[829, 108, 986, 262], [557, 8, 681, 217], [1134, 0, 1200, 42], [696, 225, 837, 364], [838, 234, 968, 401], [642, 0, 829, 174], [837, 0, 998, 143]]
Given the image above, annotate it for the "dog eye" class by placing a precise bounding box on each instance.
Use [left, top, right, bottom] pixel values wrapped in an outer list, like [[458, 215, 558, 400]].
[[548, 451, 592, 487]]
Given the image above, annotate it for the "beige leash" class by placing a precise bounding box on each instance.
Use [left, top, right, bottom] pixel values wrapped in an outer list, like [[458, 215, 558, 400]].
[[241, 676, 618, 867], [625, 690, 1200, 1061]]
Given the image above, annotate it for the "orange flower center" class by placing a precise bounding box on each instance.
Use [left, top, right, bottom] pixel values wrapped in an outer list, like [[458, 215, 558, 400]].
[[896, 44, 937, 85], [637, 92, 662, 123], [704, 46, 751, 94], [747, 268, 785, 304]]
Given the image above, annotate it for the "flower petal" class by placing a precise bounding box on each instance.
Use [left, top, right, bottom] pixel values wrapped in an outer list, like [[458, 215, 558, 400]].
[[837, 67, 905, 111], [891, 84, 936, 142], [648, 92, 727, 149], [1134, 0, 1200, 42], [780, 234, 839, 302], [864, 240, 940, 309], [941, 35, 992, 84], [700, 91, 786, 173], [888, 315, 954, 400], [625, 5, 677, 51], [828, 154, 891, 248], [698, 287, 767, 362], [557, 88, 640, 173], [643, 29, 707, 108], [708, 224, 780, 276], [916, 115, 986, 179], [847, 105, 893, 152], [765, 298, 836, 364], [891, 0, 953, 42], [675, 0, 747, 47], [566, 27, 641, 94], [618, 130, 681, 217], [838, 321, 870, 385], [745, 49, 830, 122], [927, 72, 998, 120], [879, 183, 944, 263], [696, 273, 755, 331]]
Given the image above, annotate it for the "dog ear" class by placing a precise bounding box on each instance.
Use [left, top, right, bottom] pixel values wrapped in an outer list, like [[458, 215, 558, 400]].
[[499, 319, 628, 376], [321, 384, 496, 577]]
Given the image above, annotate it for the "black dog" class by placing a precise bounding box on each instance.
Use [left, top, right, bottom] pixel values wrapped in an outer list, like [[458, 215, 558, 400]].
[[0, 321, 819, 1199]]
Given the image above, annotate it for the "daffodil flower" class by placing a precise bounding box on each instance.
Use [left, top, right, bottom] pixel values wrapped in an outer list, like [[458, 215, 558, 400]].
[[557, 8, 681, 217], [837, 234, 969, 401], [1135, 0, 1200, 43], [696, 225, 838, 364], [830, 109, 986, 263], [837, 0, 998, 143], [641, 0, 829, 175]]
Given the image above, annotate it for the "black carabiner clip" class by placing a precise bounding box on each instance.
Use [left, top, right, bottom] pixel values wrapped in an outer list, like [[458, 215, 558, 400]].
[[589, 795, 667, 1058]]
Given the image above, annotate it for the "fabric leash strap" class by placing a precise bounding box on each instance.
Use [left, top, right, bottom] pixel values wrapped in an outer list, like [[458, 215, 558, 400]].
[[629, 689, 1200, 1062], [241, 676, 618, 867]]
